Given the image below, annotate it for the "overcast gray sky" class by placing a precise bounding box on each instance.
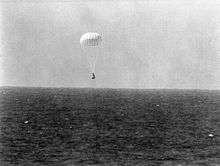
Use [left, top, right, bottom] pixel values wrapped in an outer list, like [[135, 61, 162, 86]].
[[1, 0, 220, 89]]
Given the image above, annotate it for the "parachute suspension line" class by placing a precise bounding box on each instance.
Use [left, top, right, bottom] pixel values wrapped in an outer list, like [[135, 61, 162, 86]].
[[81, 45, 93, 73], [92, 47, 100, 73], [81, 46, 97, 74]]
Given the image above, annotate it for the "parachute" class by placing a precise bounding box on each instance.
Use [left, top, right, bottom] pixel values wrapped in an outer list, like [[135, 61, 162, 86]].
[[80, 32, 102, 79]]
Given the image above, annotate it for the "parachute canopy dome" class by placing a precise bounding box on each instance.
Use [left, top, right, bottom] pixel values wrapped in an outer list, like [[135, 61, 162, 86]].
[[80, 32, 102, 47]]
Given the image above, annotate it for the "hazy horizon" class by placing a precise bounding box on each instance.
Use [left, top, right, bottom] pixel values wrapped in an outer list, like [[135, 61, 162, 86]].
[[1, 0, 220, 89], [2, 85, 220, 91]]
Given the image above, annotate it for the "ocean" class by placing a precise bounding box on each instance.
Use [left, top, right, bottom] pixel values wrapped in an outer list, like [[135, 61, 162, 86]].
[[0, 87, 219, 166]]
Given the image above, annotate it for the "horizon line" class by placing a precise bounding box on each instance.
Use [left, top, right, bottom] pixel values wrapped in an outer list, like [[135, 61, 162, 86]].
[[0, 85, 220, 91]]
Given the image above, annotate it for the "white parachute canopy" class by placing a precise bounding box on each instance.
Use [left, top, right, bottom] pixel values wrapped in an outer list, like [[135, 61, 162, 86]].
[[80, 32, 102, 74]]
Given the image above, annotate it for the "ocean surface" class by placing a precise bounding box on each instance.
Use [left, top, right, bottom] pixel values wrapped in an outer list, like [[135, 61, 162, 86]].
[[0, 87, 220, 166]]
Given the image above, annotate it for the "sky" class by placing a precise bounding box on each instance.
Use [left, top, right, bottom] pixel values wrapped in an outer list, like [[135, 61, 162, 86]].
[[1, 0, 220, 89]]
